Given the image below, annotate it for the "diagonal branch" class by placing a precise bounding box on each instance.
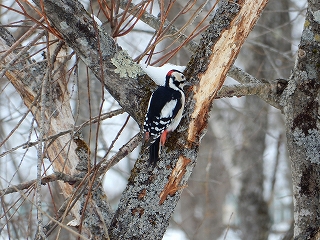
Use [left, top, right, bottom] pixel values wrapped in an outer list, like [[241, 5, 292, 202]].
[[0, 173, 82, 195], [32, 0, 152, 125], [109, 1, 269, 239], [217, 83, 268, 98], [0, 13, 89, 236], [186, 0, 269, 144]]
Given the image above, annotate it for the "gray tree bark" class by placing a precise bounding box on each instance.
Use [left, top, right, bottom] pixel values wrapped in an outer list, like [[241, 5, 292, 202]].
[[283, 1, 320, 238], [32, 0, 267, 239]]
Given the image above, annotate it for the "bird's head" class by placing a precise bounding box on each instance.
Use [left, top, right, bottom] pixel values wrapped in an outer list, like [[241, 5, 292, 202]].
[[165, 69, 190, 90]]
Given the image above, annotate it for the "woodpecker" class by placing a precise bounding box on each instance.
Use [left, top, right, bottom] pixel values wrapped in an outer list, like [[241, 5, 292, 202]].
[[143, 69, 189, 165]]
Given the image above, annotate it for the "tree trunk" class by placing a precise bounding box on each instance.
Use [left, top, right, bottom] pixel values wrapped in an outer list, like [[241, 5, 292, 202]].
[[180, 126, 231, 239], [237, 0, 292, 238], [110, 0, 268, 239], [237, 98, 270, 240], [4, 0, 319, 238], [283, 1, 320, 238]]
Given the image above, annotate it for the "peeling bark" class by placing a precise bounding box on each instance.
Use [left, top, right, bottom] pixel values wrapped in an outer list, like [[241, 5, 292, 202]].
[[0, 26, 111, 239], [4, 0, 320, 238], [186, 0, 268, 144], [159, 156, 191, 205]]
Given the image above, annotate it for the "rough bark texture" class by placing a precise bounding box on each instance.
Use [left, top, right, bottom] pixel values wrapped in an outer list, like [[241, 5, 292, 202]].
[[282, 1, 320, 238], [185, 0, 268, 144], [0, 27, 82, 211], [4, 0, 320, 238]]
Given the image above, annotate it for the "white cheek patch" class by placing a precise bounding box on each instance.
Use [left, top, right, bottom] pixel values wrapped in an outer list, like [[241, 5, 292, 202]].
[[160, 100, 177, 118]]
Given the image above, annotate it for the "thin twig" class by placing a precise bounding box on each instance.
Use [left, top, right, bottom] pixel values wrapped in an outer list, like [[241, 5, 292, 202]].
[[0, 109, 125, 158], [102, 114, 131, 160], [0, 30, 46, 79], [0, 173, 82, 196], [120, 1, 266, 88], [247, 39, 293, 62], [7, 184, 89, 240], [0, 17, 44, 62], [35, 32, 53, 239], [268, 134, 283, 205], [224, 212, 234, 240], [98, 132, 142, 176]]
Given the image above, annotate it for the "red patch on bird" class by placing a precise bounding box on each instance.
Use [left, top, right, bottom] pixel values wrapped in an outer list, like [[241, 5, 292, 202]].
[[145, 132, 150, 141], [166, 70, 175, 77], [160, 130, 168, 145]]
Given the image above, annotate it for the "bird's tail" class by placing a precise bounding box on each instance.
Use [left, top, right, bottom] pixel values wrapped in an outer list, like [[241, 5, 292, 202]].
[[149, 138, 160, 165]]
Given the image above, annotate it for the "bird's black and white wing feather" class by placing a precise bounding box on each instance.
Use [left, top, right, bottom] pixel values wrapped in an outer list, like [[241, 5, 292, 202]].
[[142, 69, 188, 165], [143, 86, 182, 145]]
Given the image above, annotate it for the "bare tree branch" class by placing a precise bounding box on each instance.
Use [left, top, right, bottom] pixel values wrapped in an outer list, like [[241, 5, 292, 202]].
[[216, 79, 288, 99], [185, 0, 268, 144], [0, 173, 82, 195], [0, 14, 86, 234], [109, 1, 268, 239], [98, 132, 142, 176], [0, 109, 124, 158]]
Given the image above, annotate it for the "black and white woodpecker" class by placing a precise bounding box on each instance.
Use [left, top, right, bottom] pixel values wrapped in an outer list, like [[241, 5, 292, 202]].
[[143, 69, 190, 165]]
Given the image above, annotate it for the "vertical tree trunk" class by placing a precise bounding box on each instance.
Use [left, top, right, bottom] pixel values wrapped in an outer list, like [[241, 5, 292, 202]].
[[180, 127, 231, 239], [237, 98, 270, 240], [284, 1, 320, 238], [237, 0, 292, 239]]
